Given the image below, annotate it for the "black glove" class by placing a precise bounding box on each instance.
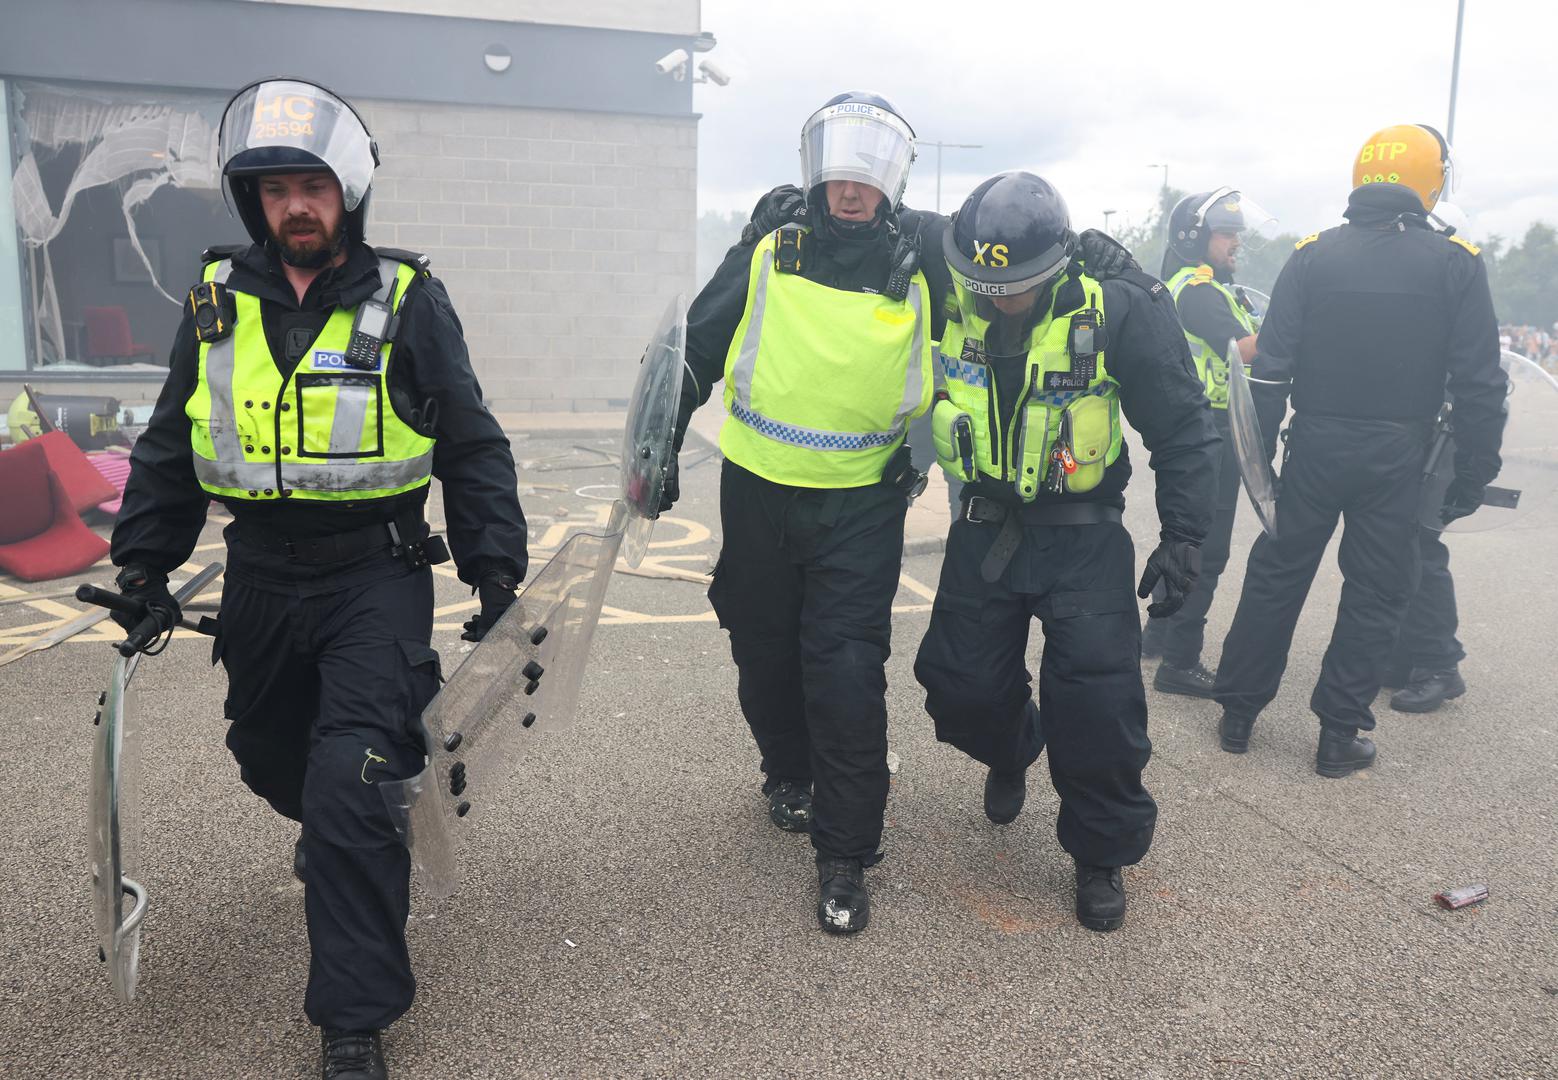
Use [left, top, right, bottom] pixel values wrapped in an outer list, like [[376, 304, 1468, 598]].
[[1076, 229, 1140, 279], [740, 184, 808, 245], [462, 571, 518, 643], [1439, 476, 1485, 525], [1137, 539, 1202, 619], [111, 564, 181, 633], [658, 454, 680, 514]]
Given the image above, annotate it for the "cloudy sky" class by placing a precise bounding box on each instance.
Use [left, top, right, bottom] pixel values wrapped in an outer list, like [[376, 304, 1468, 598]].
[[691, 0, 1558, 244]]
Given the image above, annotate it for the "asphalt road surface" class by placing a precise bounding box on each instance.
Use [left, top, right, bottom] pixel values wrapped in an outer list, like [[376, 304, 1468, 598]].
[[0, 427, 1553, 1078]]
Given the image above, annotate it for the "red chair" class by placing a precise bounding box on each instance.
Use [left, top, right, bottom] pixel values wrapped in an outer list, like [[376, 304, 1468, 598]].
[[31, 431, 118, 514], [83, 307, 156, 361], [0, 439, 111, 581]]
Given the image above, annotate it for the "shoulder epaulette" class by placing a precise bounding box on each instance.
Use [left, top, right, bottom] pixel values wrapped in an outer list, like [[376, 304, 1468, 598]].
[[374, 246, 433, 275], [200, 244, 245, 264], [1118, 268, 1169, 303], [1447, 234, 1481, 256], [1295, 233, 1320, 250], [1190, 263, 1214, 283]]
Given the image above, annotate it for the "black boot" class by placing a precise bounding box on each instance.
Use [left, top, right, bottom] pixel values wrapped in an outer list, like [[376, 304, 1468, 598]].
[[765, 779, 812, 833], [816, 856, 869, 935], [1154, 660, 1217, 699], [983, 767, 1027, 825], [1219, 711, 1255, 753], [1315, 728, 1377, 778], [1389, 667, 1466, 713], [1140, 619, 1166, 660], [321, 1029, 386, 1080], [1074, 862, 1126, 932], [294, 837, 306, 883]]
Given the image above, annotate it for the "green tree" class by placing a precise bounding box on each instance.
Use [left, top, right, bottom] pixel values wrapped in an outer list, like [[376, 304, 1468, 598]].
[[1480, 223, 1558, 326]]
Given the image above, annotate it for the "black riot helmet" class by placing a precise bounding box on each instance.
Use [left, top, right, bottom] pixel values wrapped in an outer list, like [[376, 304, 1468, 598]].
[[1166, 187, 1277, 266], [799, 90, 917, 241], [218, 77, 380, 247], [944, 172, 1075, 300]]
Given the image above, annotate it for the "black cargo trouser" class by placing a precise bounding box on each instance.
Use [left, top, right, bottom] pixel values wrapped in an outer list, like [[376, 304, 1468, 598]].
[[1388, 527, 1465, 674], [914, 515, 1157, 868], [1154, 413, 1239, 668], [217, 541, 438, 1032], [707, 460, 907, 864], [1214, 414, 1429, 735]]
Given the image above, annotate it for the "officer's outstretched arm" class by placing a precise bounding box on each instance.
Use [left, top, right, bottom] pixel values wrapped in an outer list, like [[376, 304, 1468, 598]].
[[398, 277, 529, 586], [1106, 279, 1219, 544], [677, 238, 759, 447], [111, 316, 211, 576], [1442, 252, 1506, 488]]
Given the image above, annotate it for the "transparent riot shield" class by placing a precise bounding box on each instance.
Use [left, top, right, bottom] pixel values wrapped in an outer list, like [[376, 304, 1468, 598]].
[[1231, 285, 1271, 329], [1419, 350, 1558, 533], [382, 526, 623, 897], [90, 563, 224, 1003], [620, 295, 687, 568], [1226, 340, 1282, 536]]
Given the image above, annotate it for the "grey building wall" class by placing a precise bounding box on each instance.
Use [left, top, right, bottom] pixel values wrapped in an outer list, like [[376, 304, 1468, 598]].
[[361, 100, 697, 411], [1, 0, 701, 415]]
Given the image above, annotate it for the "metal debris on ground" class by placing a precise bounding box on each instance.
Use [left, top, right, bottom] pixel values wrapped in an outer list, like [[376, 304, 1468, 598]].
[[1434, 884, 1489, 910]]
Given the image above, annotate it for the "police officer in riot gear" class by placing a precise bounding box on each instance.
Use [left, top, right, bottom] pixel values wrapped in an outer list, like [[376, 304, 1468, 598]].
[[914, 172, 1218, 931], [668, 91, 946, 934], [110, 79, 527, 1079], [1142, 188, 1272, 696], [1213, 123, 1504, 776]]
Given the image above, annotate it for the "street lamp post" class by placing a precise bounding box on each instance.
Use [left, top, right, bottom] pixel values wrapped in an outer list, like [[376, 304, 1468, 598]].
[[924, 140, 984, 213], [1146, 163, 1169, 193], [1103, 209, 1116, 234], [1447, 0, 1467, 144]]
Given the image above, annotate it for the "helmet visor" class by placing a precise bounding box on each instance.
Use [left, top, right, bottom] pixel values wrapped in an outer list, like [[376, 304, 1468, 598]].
[[799, 103, 916, 206], [948, 276, 1060, 358], [1200, 189, 1279, 250], [220, 80, 375, 211]]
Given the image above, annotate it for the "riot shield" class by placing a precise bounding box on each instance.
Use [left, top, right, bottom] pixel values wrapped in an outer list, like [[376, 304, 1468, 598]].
[[1419, 350, 1558, 533], [619, 295, 688, 568], [382, 526, 622, 897], [1231, 285, 1271, 329], [90, 563, 224, 1003], [1226, 340, 1282, 536]]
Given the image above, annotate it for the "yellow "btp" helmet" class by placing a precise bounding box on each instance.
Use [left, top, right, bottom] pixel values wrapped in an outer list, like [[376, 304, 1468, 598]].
[[1352, 124, 1454, 211]]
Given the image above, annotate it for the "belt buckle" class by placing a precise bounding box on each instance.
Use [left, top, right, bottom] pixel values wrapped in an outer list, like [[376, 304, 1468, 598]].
[[964, 495, 986, 524]]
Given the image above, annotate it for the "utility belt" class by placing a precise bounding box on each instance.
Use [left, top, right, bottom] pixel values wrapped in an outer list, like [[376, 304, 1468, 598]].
[[961, 494, 1123, 583], [235, 513, 451, 569]]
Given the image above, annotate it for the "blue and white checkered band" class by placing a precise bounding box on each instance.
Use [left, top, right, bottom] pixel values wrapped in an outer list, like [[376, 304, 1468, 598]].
[[1030, 384, 1115, 409], [940, 352, 990, 388], [729, 400, 902, 451]]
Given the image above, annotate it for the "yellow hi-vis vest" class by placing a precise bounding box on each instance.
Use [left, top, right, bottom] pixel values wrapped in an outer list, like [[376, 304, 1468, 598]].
[[718, 228, 934, 488], [185, 257, 434, 502], [1164, 264, 1257, 410], [930, 271, 1122, 499]]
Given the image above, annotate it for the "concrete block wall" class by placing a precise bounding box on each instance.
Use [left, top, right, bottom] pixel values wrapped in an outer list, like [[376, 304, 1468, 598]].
[[358, 99, 697, 412]]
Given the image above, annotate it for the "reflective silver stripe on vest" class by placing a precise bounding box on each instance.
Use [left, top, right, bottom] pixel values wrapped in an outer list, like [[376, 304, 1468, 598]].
[[728, 253, 924, 450], [323, 258, 403, 457], [730, 255, 771, 410], [192, 452, 434, 494], [890, 283, 927, 430], [203, 262, 245, 464]]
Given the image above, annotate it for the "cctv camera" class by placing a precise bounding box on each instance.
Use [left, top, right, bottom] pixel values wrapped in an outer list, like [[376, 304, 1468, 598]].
[[654, 49, 690, 78], [697, 59, 731, 86]]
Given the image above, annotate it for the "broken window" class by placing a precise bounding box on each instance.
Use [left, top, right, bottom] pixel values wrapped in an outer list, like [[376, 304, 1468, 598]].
[[7, 79, 247, 371]]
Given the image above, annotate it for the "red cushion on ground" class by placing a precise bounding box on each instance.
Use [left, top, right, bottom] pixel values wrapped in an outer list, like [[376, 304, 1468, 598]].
[[33, 431, 118, 513], [0, 473, 110, 581], [0, 440, 54, 543]]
